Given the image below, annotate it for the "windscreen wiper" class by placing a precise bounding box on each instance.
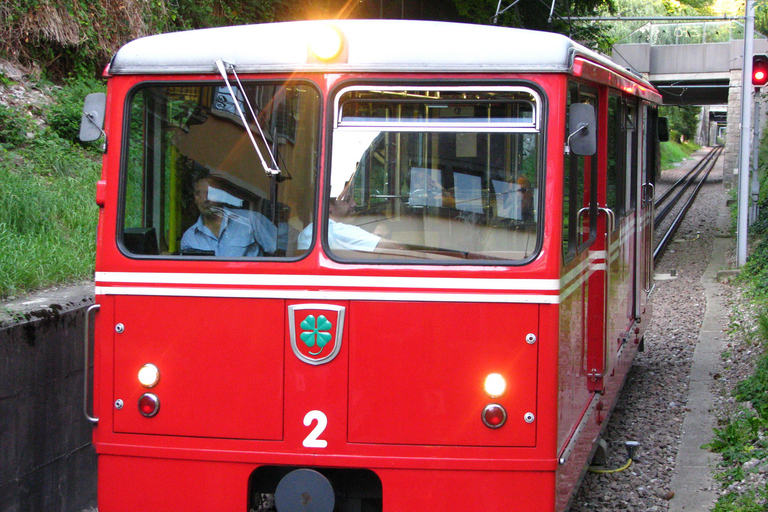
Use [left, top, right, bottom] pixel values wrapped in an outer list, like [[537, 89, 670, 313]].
[[214, 59, 281, 177]]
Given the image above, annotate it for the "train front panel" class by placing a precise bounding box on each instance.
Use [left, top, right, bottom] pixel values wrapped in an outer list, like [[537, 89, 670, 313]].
[[85, 20, 660, 512]]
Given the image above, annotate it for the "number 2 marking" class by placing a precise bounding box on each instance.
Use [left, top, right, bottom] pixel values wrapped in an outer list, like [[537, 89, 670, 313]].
[[302, 410, 328, 448]]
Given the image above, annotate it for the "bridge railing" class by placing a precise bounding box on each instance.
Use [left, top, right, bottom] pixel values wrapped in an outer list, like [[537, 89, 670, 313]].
[[620, 21, 750, 46]]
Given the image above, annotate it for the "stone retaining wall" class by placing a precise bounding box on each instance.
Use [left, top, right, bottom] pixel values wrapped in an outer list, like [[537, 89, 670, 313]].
[[1, 284, 97, 512]]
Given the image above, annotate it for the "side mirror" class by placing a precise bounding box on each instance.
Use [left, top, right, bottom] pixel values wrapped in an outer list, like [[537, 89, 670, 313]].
[[657, 116, 670, 142], [567, 103, 596, 156], [79, 93, 106, 142]]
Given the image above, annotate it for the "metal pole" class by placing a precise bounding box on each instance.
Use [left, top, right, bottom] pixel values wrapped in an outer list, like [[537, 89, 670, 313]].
[[738, 0, 755, 266], [751, 91, 761, 225]]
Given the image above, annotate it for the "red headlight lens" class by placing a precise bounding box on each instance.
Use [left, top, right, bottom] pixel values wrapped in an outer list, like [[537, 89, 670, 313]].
[[482, 404, 507, 428], [138, 393, 160, 417]]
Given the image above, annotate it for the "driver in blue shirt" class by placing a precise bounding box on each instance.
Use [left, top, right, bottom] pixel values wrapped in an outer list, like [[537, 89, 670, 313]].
[[180, 173, 277, 257]]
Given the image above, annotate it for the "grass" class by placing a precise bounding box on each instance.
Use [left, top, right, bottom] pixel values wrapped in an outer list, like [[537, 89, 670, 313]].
[[707, 304, 768, 510], [660, 139, 700, 170], [0, 78, 103, 298], [703, 130, 768, 512]]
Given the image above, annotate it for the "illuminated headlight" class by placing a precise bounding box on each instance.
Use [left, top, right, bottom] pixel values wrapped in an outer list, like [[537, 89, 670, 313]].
[[309, 24, 344, 61], [484, 373, 506, 398], [138, 363, 160, 388]]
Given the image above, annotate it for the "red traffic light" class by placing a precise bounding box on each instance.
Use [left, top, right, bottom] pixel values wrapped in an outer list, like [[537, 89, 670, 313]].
[[753, 54, 768, 86]]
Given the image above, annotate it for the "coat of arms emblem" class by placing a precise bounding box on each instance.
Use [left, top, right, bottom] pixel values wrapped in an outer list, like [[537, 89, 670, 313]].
[[288, 304, 345, 365]]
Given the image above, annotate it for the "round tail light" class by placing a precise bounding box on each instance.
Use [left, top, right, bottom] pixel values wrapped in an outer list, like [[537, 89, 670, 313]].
[[138, 393, 160, 417], [482, 403, 507, 428]]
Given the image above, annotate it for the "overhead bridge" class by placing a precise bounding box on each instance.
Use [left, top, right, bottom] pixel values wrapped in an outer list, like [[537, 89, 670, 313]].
[[610, 21, 768, 183], [611, 21, 768, 105]]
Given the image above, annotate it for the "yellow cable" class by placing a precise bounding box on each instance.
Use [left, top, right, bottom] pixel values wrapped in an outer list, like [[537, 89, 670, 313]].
[[588, 458, 633, 474]]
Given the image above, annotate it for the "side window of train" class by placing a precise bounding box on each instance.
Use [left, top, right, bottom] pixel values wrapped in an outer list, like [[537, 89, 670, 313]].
[[119, 82, 320, 259], [562, 82, 598, 262]]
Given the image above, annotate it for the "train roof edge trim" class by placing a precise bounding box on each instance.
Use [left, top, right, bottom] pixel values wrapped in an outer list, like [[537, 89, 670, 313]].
[[108, 19, 655, 90]]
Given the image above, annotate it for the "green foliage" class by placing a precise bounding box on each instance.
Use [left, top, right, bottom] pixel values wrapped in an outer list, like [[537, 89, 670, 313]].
[[0, 104, 34, 146], [171, 0, 279, 30], [714, 487, 768, 512], [47, 78, 106, 146], [738, 157, 768, 301], [660, 105, 702, 142], [452, 0, 617, 51], [0, 135, 100, 297], [581, 0, 725, 50], [735, 349, 768, 417], [739, 239, 768, 301], [757, 0, 768, 37], [706, 408, 768, 510], [709, 122, 768, 510], [0, 0, 281, 81], [660, 139, 698, 170], [0, 77, 103, 298], [707, 411, 766, 465], [753, 121, 768, 212]]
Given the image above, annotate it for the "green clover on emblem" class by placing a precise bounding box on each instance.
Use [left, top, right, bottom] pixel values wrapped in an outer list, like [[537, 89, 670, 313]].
[[300, 314, 333, 356]]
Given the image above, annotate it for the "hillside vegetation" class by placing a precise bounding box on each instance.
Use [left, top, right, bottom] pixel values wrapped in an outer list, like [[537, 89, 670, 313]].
[[0, 77, 104, 298], [1, 0, 282, 79]]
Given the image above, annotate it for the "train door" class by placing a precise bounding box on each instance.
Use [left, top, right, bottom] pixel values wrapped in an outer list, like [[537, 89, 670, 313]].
[[603, 94, 637, 371], [637, 103, 655, 320], [558, 81, 601, 440], [582, 84, 610, 394]]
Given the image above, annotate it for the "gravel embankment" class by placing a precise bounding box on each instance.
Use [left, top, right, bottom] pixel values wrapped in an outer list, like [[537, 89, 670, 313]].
[[570, 150, 740, 512]]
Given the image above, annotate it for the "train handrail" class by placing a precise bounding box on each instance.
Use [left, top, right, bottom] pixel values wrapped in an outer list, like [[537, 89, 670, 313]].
[[83, 303, 100, 424], [598, 206, 615, 235]]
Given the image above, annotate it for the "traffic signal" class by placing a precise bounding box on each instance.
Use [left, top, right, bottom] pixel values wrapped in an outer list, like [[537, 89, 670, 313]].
[[753, 54, 768, 86]]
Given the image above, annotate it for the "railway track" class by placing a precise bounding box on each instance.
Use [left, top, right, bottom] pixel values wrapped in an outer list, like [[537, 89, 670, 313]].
[[653, 145, 723, 262]]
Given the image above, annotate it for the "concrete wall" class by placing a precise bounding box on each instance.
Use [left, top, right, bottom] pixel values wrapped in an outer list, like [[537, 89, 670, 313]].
[[1, 285, 97, 512], [651, 43, 731, 76], [612, 40, 768, 78]]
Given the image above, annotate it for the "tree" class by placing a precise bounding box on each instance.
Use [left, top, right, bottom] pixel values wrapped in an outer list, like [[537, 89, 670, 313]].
[[452, 0, 618, 51], [660, 105, 702, 143]]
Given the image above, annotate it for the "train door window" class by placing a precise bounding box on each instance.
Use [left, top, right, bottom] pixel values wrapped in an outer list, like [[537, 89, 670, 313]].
[[120, 82, 320, 259], [625, 101, 638, 214], [606, 94, 626, 225], [646, 107, 661, 187], [562, 82, 598, 261], [320, 86, 544, 263]]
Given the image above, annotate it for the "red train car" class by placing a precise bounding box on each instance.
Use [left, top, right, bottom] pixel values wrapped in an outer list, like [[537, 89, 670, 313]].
[[81, 19, 662, 512]]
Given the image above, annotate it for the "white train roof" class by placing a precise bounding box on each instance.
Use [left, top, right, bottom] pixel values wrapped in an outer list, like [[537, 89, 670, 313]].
[[109, 19, 648, 85]]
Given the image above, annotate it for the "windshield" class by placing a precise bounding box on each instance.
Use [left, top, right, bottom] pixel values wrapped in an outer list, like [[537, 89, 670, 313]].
[[120, 81, 319, 258], [314, 87, 542, 262]]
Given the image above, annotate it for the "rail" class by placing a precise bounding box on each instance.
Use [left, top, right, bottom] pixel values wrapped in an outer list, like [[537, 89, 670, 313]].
[[653, 146, 722, 262]]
